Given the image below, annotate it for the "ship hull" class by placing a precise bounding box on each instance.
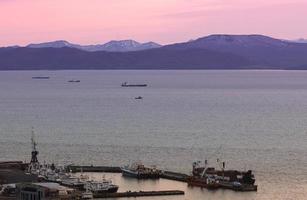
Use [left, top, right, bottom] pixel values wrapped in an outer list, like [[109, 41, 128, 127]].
[[121, 85, 147, 87], [187, 177, 219, 190], [93, 186, 119, 194], [218, 181, 257, 192]]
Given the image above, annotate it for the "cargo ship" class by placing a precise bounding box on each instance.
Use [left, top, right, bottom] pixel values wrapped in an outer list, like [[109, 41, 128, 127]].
[[121, 162, 161, 179], [121, 82, 147, 87], [187, 160, 257, 191]]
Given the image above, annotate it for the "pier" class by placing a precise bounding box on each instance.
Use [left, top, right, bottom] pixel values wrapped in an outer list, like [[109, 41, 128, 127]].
[[93, 190, 185, 198], [66, 165, 189, 182], [66, 165, 122, 173]]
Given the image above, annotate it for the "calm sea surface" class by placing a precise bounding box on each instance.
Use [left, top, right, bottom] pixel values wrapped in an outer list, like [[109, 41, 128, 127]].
[[0, 70, 307, 200]]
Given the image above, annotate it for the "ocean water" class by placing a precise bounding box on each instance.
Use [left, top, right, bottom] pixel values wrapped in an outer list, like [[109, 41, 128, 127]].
[[0, 70, 307, 199]]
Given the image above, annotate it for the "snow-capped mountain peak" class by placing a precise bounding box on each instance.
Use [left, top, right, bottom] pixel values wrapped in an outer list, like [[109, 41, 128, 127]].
[[27, 40, 76, 48], [26, 39, 161, 52]]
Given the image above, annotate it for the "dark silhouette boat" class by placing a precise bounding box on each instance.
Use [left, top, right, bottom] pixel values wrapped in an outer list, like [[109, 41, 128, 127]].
[[121, 82, 147, 87], [135, 96, 143, 100], [68, 80, 81, 83], [32, 76, 50, 79]]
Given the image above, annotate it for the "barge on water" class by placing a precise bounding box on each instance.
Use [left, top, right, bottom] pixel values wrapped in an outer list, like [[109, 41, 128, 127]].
[[32, 76, 50, 79], [93, 190, 184, 198], [121, 82, 147, 87]]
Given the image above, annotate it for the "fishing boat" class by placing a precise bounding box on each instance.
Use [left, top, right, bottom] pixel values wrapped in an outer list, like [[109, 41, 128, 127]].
[[121, 162, 161, 179], [187, 160, 257, 191], [60, 175, 86, 190], [85, 179, 119, 194], [121, 82, 147, 87]]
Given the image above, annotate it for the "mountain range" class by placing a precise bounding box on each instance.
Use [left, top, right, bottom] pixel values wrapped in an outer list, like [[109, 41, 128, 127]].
[[27, 40, 162, 52], [293, 38, 307, 43], [1, 34, 307, 70]]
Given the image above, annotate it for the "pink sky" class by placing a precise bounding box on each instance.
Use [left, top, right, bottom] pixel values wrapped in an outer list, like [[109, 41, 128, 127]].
[[0, 0, 307, 46]]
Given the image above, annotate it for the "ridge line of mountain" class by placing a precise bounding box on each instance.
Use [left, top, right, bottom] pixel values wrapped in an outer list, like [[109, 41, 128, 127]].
[[1, 34, 307, 70]]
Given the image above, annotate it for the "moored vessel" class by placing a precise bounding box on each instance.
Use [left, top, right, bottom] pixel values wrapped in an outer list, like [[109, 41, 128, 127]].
[[121, 162, 161, 179], [32, 76, 50, 79], [85, 179, 119, 194], [121, 82, 147, 87], [68, 80, 81, 83], [187, 160, 257, 192]]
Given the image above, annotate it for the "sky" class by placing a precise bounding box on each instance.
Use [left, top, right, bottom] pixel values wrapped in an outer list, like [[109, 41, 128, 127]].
[[0, 0, 307, 46]]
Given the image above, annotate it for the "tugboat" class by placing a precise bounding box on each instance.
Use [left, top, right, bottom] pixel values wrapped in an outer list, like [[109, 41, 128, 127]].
[[121, 162, 161, 179], [187, 160, 257, 191], [121, 82, 147, 87]]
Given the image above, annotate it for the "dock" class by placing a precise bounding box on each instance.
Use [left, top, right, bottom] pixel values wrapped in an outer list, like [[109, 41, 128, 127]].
[[65, 165, 122, 173], [93, 190, 184, 198], [66, 165, 190, 182]]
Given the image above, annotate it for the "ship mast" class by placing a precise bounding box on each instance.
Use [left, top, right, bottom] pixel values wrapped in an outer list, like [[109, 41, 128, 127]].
[[31, 127, 39, 164], [200, 160, 208, 178]]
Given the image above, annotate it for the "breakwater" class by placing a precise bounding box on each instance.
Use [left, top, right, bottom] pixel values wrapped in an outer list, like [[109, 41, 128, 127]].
[[66, 165, 189, 182], [93, 190, 185, 198]]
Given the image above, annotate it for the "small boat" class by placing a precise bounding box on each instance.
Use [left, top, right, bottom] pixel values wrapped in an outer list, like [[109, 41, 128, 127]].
[[121, 162, 161, 179], [32, 76, 50, 79], [68, 80, 81, 83], [121, 82, 147, 87], [135, 96, 143, 100]]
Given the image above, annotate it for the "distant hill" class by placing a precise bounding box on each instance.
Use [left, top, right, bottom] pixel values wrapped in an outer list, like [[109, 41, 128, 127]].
[[1, 34, 307, 70], [27, 40, 161, 52], [165, 35, 307, 68], [292, 38, 307, 43]]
